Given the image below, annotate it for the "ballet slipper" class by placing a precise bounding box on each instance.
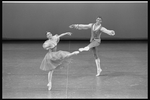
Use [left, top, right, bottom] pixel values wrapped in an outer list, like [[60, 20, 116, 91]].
[[79, 48, 84, 52], [96, 69, 102, 76], [47, 82, 52, 90], [79, 47, 89, 52], [72, 51, 79, 55], [47, 81, 52, 86], [47, 83, 50, 86], [67, 51, 79, 57], [48, 85, 52, 90]]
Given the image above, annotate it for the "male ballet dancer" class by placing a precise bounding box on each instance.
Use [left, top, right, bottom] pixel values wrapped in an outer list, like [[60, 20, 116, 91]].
[[69, 16, 115, 76]]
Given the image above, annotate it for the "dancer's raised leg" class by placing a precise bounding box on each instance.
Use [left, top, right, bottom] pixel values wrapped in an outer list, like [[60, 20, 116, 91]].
[[79, 46, 90, 52]]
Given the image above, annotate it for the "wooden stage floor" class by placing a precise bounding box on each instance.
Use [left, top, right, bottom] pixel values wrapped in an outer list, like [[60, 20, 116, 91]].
[[2, 41, 148, 98]]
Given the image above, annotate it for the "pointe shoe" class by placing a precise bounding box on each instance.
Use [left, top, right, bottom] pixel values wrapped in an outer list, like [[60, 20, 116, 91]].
[[47, 82, 51, 86], [79, 47, 89, 52], [79, 48, 84, 52], [96, 69, 102, 76], [47, 83, 49, 86], [48, 85, 52, 90], [47, 83, 52, 90], [73, 51, 79, 55]]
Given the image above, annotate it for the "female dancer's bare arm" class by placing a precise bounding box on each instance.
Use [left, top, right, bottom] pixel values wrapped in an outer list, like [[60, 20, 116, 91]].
[[58, 32, 72, 38]]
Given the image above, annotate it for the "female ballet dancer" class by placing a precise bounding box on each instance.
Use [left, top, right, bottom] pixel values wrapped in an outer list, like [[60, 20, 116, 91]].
[[69, 16, 115, 76], [40, 31, 79, 90]]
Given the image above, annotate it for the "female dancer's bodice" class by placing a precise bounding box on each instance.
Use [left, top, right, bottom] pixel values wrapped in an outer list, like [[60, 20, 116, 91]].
[[43, 35, 60, 51]]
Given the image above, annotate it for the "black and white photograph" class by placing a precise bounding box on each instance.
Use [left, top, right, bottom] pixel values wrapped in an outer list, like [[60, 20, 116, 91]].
[[2, 1, 148, 98]]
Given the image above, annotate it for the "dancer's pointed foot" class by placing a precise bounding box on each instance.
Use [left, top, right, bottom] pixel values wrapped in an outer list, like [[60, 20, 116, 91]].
[[96, 69, 102, 77], [48, 85, 52, 90], [67, 51, 79, 57], [79, 47, 89, 52], [72, 51, 80, 55], [47, 82, 52, 90], [47, 83, 49, 86]]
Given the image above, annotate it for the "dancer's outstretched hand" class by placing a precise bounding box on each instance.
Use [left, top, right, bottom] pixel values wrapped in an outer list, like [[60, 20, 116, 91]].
[[67, 32, 72, 36], [69, 24, 75, 28], [111, 30, 115, 36]]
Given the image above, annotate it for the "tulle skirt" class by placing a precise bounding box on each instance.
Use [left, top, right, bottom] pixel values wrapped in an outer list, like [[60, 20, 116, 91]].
[[40, 50, 72, 71]]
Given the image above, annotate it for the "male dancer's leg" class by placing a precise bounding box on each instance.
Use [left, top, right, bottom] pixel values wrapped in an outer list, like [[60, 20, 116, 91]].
[[79, 41, 99, 52], [79, 41, 102, 76], [92, 47, 102, 76]]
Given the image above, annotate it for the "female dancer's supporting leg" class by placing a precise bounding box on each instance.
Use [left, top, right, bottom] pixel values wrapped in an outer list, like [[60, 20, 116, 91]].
[[47, 70, 53, 90], [47, 51, 79, 90]]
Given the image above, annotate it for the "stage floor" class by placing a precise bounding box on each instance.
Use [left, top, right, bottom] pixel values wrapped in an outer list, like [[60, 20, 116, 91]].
[[2, 41, 148, 98]]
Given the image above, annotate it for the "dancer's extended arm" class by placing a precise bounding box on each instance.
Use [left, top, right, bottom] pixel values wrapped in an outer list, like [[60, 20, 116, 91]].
[[69, 23, 93, 30], [58, 32, 72, 38], [100, 27, 115, 36]]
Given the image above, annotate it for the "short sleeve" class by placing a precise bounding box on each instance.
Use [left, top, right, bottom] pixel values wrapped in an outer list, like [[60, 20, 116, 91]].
[[43, 40, 56, 50]]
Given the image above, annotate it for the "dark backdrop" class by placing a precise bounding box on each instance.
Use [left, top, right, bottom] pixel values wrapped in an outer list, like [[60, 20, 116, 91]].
[[2, 2, 147, 40]]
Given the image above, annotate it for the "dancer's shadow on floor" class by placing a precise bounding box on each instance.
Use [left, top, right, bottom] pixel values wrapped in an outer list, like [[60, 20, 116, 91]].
[[100, 70, 139, 78]]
